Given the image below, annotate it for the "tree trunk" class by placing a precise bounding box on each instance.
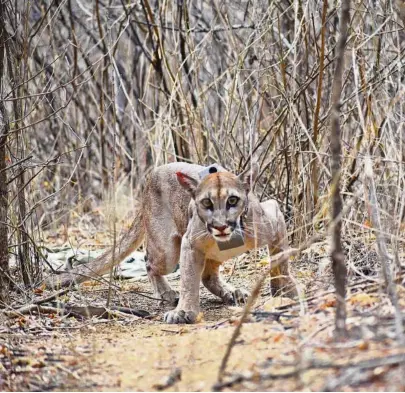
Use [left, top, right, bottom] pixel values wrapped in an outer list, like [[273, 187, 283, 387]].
[[0, 0, 9, 302], [330, 0, 351, 339]]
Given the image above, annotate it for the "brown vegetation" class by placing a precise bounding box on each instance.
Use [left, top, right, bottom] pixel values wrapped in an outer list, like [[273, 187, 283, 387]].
[[0, 0, 405, 391]]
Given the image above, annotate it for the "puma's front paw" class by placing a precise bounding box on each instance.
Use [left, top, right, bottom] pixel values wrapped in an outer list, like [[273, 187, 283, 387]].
[[163, 309, 197, 324], [221, 287, 250, 306]]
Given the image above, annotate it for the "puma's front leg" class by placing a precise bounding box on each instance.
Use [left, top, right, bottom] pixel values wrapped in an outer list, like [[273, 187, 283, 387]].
[[202, 259, 249, 305], [164, 237, 205, 324]]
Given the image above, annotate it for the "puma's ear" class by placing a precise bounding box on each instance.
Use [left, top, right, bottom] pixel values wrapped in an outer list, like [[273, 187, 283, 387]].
[[237, 162, 259, 191], [176, 172, 199, 197]]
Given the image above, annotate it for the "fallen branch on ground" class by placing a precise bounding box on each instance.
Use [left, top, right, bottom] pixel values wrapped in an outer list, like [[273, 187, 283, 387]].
[[4, 303, 150, 319], [213, 353, 405, 390], [42, 275, 166, 303], [32, 288, 73, 305]]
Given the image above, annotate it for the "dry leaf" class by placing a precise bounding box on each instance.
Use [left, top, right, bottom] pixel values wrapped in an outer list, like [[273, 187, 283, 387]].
[[262, 297, 294, 311], [357, 340, 369, 350], [81, 281, 99, 287], [34, 283, 46, 294], [272, 333, 285, 343], [257, 258, 269, 267], [318, 294, 336, 309], [349, 293, 377, 306], [196, 312, 204, 323]]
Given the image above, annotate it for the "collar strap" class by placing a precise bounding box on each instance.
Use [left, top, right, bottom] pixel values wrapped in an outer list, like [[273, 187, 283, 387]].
[[243, 191, 249, 219], [239, 195, 248, 233]]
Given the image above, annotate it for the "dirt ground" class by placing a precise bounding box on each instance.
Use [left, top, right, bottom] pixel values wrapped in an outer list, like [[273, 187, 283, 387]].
[[1, 241, 405, 392]]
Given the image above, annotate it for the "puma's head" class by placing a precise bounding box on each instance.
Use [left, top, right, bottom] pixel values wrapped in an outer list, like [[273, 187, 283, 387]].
[[176, 164, 259, 242]]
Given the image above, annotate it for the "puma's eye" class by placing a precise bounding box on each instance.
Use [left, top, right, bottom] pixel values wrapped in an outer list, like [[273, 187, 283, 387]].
[[201, 198, 213, 209], [227, 196, 239, 207]]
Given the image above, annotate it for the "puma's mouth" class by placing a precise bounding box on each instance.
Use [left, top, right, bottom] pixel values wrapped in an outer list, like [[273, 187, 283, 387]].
[[208, 224, 233, 241], [212, 232, 232, 242]]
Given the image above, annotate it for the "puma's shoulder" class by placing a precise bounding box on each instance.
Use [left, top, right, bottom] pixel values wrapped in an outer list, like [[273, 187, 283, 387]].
[[260, 199, 283, 222]]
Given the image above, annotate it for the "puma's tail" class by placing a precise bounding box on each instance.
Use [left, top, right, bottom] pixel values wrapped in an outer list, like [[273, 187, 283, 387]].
[[45, 210, 145, 288]]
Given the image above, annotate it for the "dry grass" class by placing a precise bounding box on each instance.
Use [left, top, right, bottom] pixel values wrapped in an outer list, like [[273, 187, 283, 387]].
[[1, 244, 405, 391], [1, 1, 405, 390]]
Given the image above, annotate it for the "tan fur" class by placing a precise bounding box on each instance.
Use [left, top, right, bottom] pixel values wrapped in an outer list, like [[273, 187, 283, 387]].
[[46, 163, 297, 324]]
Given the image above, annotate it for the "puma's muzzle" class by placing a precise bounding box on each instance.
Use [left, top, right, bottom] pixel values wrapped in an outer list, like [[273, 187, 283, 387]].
[[207, 223, 232, 241]]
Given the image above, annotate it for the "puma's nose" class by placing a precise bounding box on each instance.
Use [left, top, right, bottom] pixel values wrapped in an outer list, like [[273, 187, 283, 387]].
[[213, 225, 228, 232]]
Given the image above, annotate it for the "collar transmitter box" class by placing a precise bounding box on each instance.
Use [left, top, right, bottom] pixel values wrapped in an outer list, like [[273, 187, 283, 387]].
[[216, 224, 245, 251]]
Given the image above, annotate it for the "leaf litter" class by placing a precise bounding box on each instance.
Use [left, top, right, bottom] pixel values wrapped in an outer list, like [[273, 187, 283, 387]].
[[1, 215, 405, 391]]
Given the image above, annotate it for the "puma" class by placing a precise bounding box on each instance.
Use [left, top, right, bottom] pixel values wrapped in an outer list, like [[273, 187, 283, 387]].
[[46, 163, 297, 324]]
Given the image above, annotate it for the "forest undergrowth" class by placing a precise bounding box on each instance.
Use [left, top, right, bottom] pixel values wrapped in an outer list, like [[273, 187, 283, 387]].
[[1, 0, 405, 391], [0, 208, 404, 392]]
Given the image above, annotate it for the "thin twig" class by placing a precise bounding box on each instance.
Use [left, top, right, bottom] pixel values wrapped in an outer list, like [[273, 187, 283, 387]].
[[216, 234, 322, 383], [363, 157, 404, 342], [214, 353, 405, 391], [4, 302, 150, 319]]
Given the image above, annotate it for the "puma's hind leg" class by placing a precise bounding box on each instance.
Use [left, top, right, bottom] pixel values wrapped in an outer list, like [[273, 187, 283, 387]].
[[260, 199, 299, 298], [269, 260, 297, 298], [268, 246, 298, 298], [145, 235, 181, 306], [147, 268, 178, 305], [202, 259, 249, 305]]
